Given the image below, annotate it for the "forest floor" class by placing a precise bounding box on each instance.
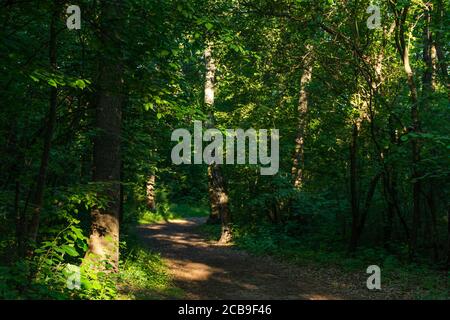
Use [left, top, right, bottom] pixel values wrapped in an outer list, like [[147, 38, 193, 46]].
[[137, 217, 404, 300]]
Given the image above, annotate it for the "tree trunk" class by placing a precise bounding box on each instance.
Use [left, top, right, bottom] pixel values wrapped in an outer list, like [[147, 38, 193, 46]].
[[146, 174, 156, 211], [119, 161, 124, 224], [394, 6, 422, 261], [28, 5, 59, 244], [347, 109, 381, 253], [408, 62, 422, 261], [86, 1, 124, 272], [291, 44, 313, 188], [207, 165, 220, 224], [209, 163, 232, 244], [349, 168, 381, 252], [14, 180, 24, 257], [384, 116, 410, 243], [422, 7, 439, 262], [434, 0, 450, 101], [348, 123, 360, 253], [87, 68, 122, 271], [204, 44, 218, 224], [383, 119, 395, 246], [204, 44, 228, 227], [203, 44, 231, 239]]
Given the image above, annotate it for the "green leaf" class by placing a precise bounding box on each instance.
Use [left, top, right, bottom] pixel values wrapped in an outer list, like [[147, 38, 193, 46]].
[[75, 79, 86, 89], [30, 75, 39, 82], [205, 22, 214, 30], [159, 50, 169, 57], [48, 79, 58, 88], [144, 102, 154, 111], [61, 245, 79, 257]]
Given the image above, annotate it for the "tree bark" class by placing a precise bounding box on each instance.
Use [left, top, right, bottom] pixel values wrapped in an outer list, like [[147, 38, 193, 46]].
[[146, 174, 156, 211], [86, 0, 124, 272], [434, 0, 450, 101], [407, 51, 422, 261], [203, 44, 231, 239], [291, 44, 313, 188], [207, 165, 220, 224], [392, 5, 422, 260], [422, 6, 439, 262], [14, 180, 24, 256], [119, 161, 124, 224], [210, 163, 232, 244], [348, 122, 360, 252], [204, 44, 218, 224]]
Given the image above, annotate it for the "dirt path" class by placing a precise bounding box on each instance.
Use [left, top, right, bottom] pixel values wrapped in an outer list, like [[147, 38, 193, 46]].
[[137, 217, 380, 300]]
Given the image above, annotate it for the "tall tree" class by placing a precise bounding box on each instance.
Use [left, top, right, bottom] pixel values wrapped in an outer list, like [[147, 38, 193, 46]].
[[291, 44, 314, 188], [85, 0, 124, 271], [204, 44, 232, 242], [389, 2, 422, 260]]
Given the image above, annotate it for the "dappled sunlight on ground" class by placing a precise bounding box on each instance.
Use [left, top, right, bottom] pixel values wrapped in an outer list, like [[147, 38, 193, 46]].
[[137, 217, 360, 300], [168, 259, 218, 281]]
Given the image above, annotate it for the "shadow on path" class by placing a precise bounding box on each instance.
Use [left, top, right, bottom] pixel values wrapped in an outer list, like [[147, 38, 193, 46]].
[[137, 217, 352, 300]]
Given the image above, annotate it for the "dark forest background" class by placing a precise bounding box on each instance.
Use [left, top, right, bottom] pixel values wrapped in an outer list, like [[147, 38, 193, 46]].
[[0, 0, 448, 299]]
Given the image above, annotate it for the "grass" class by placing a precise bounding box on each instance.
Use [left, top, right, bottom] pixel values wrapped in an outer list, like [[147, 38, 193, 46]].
[[117, 229, 184, 300], [138, 203, 209, 224], [117, 247, 184, 299]]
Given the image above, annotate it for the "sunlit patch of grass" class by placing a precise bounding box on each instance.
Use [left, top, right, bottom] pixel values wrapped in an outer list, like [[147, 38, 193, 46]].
[[118, 247, 183, 300], [138, 209, 176, 224], [116, 226, 184, 300], [170, 203, 209, 218], [138, 203, 209, 224]]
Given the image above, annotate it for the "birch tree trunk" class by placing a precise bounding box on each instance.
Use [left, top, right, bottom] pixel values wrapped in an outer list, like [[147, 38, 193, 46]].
[[205, 44, 220, 224], [146, 174, 156, 211], [204, 44, 232, 242], [291, 44, 314, 188]]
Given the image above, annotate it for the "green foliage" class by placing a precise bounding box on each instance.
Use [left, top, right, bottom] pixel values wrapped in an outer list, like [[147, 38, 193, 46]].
[[0, 184, 118, 299], [118, 237, 183, 299], [0, 0, 449, 300], [139, 203, 209, 224], [198, 221, 449, 299]]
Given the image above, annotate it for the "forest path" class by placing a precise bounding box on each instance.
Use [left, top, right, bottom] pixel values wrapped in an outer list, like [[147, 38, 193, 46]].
[[137, 217, 369, 300]]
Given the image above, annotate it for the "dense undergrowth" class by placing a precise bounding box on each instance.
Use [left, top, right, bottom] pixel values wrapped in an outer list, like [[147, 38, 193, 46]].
[[0, 232, 179, 300], [0, 195, 181, 300], [117, 232, 183, 300]]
